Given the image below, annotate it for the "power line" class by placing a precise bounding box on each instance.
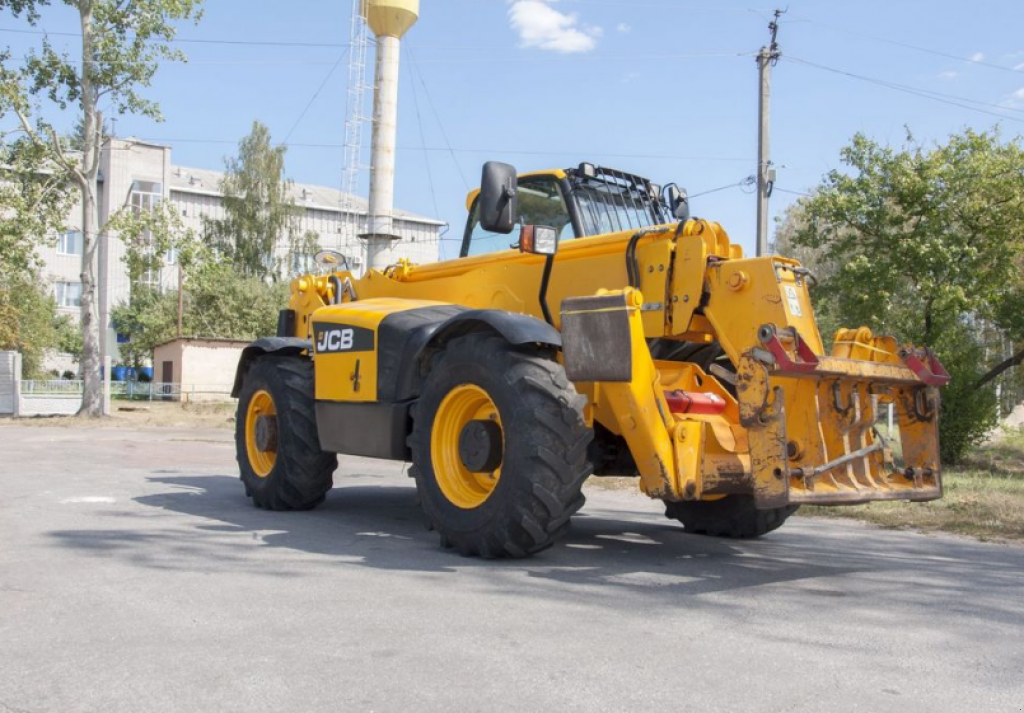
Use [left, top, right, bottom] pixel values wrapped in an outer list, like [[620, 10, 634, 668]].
[[774, 186, 811, 197], [407, 51, 751, 65], [689, 175, 756, 199], [406, 43, 466, 192], [787, 55, 1024, 115], [786, 16, 1024, 77], [0, 26, 350, 47], [0, 28, 751, 64], [406, 45, 443, 228], [460, 0, 773, 10], [31, 51, 744, 67], [4, 54, 357, 66], [785, 56, 1024, 125], [282, 47, 350, 145], [134, 136, 761, 163], [135, 136, 755, 163], [0, 26, 351, 48]]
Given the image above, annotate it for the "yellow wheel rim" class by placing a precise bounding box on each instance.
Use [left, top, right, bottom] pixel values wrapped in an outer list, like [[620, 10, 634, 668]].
[[245, 389, 277, 478], [430, 384, 503, 509]]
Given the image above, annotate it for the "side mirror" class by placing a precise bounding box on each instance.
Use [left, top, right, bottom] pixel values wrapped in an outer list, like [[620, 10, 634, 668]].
[[664, 183, 690, 222], [479, 161, 519, 234], [519, 225, 559, 256]]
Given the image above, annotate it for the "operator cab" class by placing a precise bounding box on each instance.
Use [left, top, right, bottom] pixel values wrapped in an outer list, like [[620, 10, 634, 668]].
[[460, 162, 689, 259]]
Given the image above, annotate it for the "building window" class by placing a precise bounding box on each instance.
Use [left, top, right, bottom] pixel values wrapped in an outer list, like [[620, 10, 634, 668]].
[[130, 180, 163, 213], [290, 252, 315, 276], [55, 281, 82, 308], [129, 180, 165, 280], [57, 230, 83, 255], [137, 265, 163, 291]]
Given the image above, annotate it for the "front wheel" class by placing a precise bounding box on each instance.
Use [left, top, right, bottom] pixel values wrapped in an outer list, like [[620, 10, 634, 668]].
[[409, 334, 593, 558], [235, 356, 337, 510]]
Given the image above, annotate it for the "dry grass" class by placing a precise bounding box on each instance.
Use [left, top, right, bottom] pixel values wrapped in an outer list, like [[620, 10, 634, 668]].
[[0, 401, 236, 429], [804, 427, 1024, 543]]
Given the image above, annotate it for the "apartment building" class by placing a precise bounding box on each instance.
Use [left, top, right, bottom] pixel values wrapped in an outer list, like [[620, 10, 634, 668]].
[[40, 137, 444, 369]]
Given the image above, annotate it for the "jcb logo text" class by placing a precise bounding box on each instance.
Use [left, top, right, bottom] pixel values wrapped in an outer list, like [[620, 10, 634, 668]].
[[317, 328, 353, 352], [312, 323, 374, 354]]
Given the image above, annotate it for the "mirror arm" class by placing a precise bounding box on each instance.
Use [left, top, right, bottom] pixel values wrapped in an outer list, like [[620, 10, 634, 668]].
[[538, 254, 555, 326]]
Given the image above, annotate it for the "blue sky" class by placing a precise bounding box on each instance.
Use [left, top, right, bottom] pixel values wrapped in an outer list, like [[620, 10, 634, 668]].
[[4, 0, 1024, 259]]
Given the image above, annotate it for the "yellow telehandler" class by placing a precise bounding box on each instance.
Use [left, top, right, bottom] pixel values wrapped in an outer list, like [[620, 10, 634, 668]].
[[232, 162, 949, 557]]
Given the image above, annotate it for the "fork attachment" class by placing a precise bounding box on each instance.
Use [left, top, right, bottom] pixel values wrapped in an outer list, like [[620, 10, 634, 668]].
[[737, 324, 945, 508]]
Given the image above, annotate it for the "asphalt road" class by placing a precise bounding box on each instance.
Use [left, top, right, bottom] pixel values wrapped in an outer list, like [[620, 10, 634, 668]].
[[1, 425, 1023, 713]]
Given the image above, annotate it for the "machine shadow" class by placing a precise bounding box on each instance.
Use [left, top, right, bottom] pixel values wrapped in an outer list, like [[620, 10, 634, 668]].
[[106, 471, 1024, 614]]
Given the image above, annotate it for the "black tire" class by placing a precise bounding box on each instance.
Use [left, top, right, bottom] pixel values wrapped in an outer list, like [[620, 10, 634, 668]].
[[648, 339, 736, 395], [665, 496, 798, 538], [409, 334, 593, 558], [235, 356, 337, 510]]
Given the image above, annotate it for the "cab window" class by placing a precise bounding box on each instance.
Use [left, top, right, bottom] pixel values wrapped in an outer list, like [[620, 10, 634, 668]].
[[462, 176, 573, 258]]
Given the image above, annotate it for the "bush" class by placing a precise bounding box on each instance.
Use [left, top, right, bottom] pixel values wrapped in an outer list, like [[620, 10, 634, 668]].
[[935, 336, 999, 464]]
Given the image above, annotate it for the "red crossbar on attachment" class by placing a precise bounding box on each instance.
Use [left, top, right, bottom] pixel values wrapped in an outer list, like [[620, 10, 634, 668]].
[[664, 390, 727, 415]]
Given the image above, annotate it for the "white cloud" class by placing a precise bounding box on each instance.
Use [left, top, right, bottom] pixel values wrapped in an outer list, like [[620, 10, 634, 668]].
[[970, 52, 985, 62], [616, 22, 631, 33], [1015, 62, 1024, 71], [937, 70, 960, 80], [508, 0, 602, 54], [1000, 87, 1024, 109]]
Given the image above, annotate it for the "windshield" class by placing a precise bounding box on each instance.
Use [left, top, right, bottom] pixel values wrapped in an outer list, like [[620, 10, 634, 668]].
[[463, 176, 573, 258], [571, 173, 671, 236]]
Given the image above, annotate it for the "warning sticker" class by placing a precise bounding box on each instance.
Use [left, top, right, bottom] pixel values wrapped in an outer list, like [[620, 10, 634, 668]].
[[784, 285, 803, 317]]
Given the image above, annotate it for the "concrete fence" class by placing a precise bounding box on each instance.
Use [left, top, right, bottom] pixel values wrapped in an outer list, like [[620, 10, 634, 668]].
[[21, 379, 233, 404], [0, 352, 21, 416], [0, 352, 115, 417]]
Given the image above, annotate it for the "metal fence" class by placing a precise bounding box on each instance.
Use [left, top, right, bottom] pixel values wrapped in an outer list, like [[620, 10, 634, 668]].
[[20, 380, 233, 403], [20, 380, 83, 395]]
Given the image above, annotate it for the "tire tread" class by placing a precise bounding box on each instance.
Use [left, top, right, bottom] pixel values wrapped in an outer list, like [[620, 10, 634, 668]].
[[410, 334, 592, 558]]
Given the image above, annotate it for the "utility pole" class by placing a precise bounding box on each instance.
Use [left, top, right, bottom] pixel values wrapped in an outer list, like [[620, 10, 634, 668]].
[[756, 9, 784, 257]]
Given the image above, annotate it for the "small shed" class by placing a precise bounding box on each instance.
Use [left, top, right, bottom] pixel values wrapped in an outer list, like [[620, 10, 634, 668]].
[[152, 337, 249, 402]]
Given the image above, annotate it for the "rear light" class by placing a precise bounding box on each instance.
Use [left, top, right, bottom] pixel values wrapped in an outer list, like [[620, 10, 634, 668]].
[[663, 390, 727, 415]]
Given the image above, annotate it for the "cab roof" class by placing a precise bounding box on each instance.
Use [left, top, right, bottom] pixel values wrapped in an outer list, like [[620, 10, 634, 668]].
[[464, 168, 568, 211]]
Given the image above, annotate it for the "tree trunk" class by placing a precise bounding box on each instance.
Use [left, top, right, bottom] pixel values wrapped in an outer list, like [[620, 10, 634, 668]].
[[976, 346, 1024, 389], [78, 180, 103, 415], [76, 1, 104, 417]]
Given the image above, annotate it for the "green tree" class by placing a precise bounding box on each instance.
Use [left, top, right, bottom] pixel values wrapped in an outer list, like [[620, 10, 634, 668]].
[[110, 185, 298, 368], [0, 0, 203, 415], [203, 120, 316, 280], [0, 275, 62, 378], [0, 135, 74, 278], [110, 260, 288, 367], [781, 128, 1024, 462], [0, 133, 75, 379], [110, 284, 175, 368], [106, 199, 201, 285]]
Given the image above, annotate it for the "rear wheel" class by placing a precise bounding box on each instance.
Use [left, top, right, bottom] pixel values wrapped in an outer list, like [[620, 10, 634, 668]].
[[235, 356, 337, 510], [410, 334, 593, 558], [665, 496, 798, 538]]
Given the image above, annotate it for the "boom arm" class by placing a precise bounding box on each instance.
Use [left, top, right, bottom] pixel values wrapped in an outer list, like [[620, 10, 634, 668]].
[[562, 222, 945, 508]]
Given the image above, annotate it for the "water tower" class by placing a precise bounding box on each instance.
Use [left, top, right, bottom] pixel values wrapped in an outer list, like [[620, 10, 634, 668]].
[[360, 0, 419, 271]]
